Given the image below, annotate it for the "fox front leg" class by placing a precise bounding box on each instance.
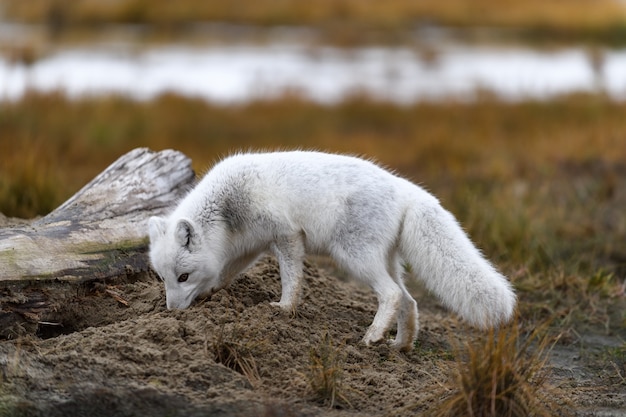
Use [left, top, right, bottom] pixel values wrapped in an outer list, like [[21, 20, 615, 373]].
[[269, 233, 306, 313]]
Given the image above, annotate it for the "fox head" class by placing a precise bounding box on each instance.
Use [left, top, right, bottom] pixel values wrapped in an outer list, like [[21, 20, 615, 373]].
[[148, 216, 223, 309]]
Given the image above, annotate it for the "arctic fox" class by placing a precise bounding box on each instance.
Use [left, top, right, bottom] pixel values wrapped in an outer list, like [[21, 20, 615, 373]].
[[149, 151, 516, 351]]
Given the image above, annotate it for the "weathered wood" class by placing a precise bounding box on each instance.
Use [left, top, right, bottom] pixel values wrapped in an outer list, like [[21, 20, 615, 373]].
[[0, 148, 195, 283]]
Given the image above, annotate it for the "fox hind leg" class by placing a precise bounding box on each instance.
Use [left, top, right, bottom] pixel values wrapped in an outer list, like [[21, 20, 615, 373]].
[[388, 256, 419, 351], [334, 252, 403, 346], [392, 287, 419, 351], [361, 276, 403, 346]]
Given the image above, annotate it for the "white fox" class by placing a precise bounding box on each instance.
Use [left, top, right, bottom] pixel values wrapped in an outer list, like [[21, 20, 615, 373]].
[[149, 151, 516, 351]]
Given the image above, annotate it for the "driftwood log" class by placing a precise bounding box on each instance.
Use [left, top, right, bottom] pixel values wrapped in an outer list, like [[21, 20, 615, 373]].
[[0, 148, 195, 337]]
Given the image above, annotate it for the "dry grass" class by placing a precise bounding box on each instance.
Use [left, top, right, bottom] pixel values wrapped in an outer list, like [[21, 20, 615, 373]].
[[433, 323, 563, 417], [306, 332, 351, 408], [3, 92, 626, 216], [207, 323, 261, 385], [0, 148, 60, 219], [3, 0, 626, 45]]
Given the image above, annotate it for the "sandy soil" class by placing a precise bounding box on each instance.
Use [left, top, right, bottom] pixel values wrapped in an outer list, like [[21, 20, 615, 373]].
[[1, 253, 625, 416]]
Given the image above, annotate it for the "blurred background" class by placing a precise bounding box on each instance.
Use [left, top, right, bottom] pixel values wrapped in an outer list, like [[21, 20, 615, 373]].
[[1, 0, 626, 214]]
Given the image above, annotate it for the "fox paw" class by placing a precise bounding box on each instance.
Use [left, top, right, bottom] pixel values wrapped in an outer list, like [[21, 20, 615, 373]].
[[269, 301, 289, 310], [361, 332, 385, 347], [362, 321, 390, 346], [362, 335, 413, 351], [389, 338, 414, 352], [269, 301, 297, 315]]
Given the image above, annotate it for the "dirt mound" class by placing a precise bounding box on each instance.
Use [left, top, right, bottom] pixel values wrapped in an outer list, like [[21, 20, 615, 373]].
[[0, 258, 458, 416], [1, 257, 625, 416]]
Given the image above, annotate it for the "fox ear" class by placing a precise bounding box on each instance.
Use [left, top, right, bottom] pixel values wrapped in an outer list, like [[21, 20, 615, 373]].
[[175, 219, 199, 250], [148, 217, 167, 242]]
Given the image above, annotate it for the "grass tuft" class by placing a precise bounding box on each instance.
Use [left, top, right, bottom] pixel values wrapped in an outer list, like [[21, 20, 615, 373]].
[[208, 323, 261, 385], [434, 322, 563, 417], [306, 331, 351, 408]]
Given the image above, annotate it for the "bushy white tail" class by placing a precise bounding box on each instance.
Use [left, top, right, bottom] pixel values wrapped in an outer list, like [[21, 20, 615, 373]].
[[400, 200, 516, 328]]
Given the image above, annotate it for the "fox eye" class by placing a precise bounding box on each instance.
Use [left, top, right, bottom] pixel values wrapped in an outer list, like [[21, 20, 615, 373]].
[[178, 273, 189, 283]]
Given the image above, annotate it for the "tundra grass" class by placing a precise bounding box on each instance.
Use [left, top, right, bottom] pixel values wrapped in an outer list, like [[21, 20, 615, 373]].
[[208, 323, 262, 386], [433, 323, 560, 417], [1, 92, 625, 339], [3, 0, 626, 45], [307, 332, 351, 408], [2, 92, 625, 215]]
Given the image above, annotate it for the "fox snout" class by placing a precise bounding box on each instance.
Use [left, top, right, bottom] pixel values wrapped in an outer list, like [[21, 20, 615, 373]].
[[165, 292, 194, 310], [165, 286, 218, 310]]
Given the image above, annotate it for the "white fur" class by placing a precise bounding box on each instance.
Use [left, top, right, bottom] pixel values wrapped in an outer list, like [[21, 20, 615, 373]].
[[149, 151, 516, 351]]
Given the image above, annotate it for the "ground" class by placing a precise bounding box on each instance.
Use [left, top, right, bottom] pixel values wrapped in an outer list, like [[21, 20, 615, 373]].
[[1, 249, 625, 416]]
